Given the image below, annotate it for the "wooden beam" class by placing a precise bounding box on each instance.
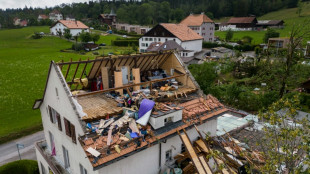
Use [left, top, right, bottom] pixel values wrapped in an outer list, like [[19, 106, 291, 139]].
[[64, 58, 72, 80], [140, 55, 154, 72], [158, 53, 171, 67], [69, 58, 81, 87], [75, 58, 89, 90], [75, 73, 186, 97], [144, 54, 164, 71], [94, 58, 104, 77], [122, 56, 130, 67]]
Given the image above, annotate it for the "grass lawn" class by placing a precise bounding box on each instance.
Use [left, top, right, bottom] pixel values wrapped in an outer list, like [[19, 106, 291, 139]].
[[215, 2, 310, 45], [0, 26, 131, 143]]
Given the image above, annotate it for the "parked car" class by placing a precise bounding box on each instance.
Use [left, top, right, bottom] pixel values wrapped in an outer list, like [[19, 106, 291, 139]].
[[108, 52, 114, 56], [39, 32, 45, 36], [99, 43, 106, 46], [122, 35, 127, 38]]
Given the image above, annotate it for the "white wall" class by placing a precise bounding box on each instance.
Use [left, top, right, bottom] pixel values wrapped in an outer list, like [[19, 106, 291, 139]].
[[37, 63, 94, 174], [50, 23, 89, 36], [149, 110, 183, 129], [181, 39, 202, 52], [201, 23, 215, 42]]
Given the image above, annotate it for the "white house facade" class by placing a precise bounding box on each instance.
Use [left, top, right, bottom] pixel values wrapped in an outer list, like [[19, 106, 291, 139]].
[[33, 52, 227, 174], [49, 10, 63, 22], [180, 13, 215, 42], [139, 23, 203, 53], [50, 20, 89, 36]]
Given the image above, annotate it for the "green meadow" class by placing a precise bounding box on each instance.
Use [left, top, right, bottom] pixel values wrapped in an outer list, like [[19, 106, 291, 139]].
[[0, 26, 131, 143], [215, 2, 310, 44]]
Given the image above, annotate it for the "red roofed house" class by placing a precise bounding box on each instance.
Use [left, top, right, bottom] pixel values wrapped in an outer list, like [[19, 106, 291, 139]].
[[180, 12, 215, 42], [38, 14, 49, 22], [220, 17, 258, 31], [139, 23, 203, 53], [50, 20, 89, 36]]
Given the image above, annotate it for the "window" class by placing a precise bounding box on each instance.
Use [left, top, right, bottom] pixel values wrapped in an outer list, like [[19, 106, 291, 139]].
[[62, 146, 70, 169], [40, 162, 46, 174], [79, 164, 88, 174], [210, 33, 212, 36], [164, 117, 173, 125], [145, 38, 148, 41], [158, 38, 161, 41], [141, 38, 143, 41], [150, 38, 153, 41], [64, 118, 76, 144], [141, 43, 145, 47], [146, 43, 148, 47], [49, 131, 55, 153], [165, 39, 168, 41], [173, 39, 175, 41], [48, 106, 59, 124], [202, 27, 205, 30], [165, 149, 172, 162]]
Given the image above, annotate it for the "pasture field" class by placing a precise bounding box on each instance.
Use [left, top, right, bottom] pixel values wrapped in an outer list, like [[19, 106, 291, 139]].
[[215, 2, 310, 45], [0, 26, 131, 143]]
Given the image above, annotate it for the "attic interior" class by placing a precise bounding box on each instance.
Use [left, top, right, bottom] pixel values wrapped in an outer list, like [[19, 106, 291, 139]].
[[56, 51, 226, 168]]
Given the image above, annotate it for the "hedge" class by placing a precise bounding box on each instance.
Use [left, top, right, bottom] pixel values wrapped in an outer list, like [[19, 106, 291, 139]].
[[112, 40, 139, 46], [203, 42, 256, 51], [0, 160, 39, 174]]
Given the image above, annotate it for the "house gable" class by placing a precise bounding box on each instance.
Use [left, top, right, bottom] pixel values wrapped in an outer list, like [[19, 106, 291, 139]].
[[143, 24, 176, 38]]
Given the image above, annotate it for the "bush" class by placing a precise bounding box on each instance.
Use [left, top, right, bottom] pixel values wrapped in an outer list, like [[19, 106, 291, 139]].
[[0, 160, 39, 174], [31, 33, 42, 39], [111, 40, 139, 47], [72, 43, 84, 51]]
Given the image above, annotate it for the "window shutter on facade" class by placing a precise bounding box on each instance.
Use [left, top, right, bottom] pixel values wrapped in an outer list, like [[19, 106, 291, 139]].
[[56, 114, 62, 131], [71, 124, 76, 144], [64, 118, 71, 137]]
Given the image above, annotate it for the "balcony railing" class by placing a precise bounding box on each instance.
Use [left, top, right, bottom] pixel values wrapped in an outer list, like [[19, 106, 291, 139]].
[[35, 140, 70, 174]]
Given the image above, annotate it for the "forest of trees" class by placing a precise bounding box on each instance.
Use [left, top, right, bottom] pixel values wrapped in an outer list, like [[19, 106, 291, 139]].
[[0, 0, 308, 28]]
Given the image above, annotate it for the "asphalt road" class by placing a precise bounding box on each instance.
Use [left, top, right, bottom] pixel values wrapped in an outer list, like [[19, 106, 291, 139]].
[[0, 131, 45, 166]]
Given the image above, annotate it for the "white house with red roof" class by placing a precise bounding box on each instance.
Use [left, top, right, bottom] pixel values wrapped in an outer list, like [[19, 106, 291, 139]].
[[49, 10, 63, 22], [139, 23, 203, 53], [50, 20, 89, 36], [180, 12, 215, 42]]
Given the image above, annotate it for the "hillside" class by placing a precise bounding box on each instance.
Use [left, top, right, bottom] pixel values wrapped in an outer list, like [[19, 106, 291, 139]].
[[215, 2, 310, 44]]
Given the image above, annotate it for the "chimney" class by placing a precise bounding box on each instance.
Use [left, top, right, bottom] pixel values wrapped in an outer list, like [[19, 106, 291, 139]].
[[201, 12, 205, 15]]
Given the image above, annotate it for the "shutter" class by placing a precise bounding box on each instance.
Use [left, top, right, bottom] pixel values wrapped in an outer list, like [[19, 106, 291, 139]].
[[64, 118, 71, 137], [49, 106, 53, 123], [71, 124, 76, 144], [56, 114, 62, 131]]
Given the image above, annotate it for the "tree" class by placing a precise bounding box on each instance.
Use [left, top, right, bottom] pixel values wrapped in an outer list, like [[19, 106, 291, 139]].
[[296, 0, 302, 17], [257, 95, 310, 173], [279, 20, 310, 98], [64, 29, 72, 41], [264, 28, 280, 43], [56, 30, 62, 38], [79, 32, 92, 43], [225, 29, 233, 42], [91, 33, 100, 44]]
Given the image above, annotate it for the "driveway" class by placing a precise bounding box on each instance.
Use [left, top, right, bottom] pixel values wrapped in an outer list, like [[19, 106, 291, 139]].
[[0, 131, 45, 166]]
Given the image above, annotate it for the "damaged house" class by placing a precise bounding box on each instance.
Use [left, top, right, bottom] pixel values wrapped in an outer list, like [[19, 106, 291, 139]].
[[33, 51, 228, 174]]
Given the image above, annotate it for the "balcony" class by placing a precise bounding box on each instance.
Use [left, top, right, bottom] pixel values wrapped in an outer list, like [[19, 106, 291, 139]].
[[35, 140, 70, 174]]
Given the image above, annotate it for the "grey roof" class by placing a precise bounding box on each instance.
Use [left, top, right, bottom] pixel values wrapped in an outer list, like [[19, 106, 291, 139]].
[[277, 109, 310, 121], [146, 40, 184, 52]]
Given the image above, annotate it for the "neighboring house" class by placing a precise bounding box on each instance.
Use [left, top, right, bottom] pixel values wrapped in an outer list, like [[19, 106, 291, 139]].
[[268, 37, 290, 49], [13, 17, 21, 26], [180, 12, 215, 42], [38, 14, 49, 21], [33, 52, 228, 174], [20, 20, 28, 27], [98, 9, 117, 27], [139, 23, 203, 53], [256, 20, 284, 29], [50, 20, 89, 36], [146, 40, 195, 58], [220, 17, 257, 31], [65, 15, 75, 21], [115, 23, 151, 35], [49, 10, 63, 22]]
